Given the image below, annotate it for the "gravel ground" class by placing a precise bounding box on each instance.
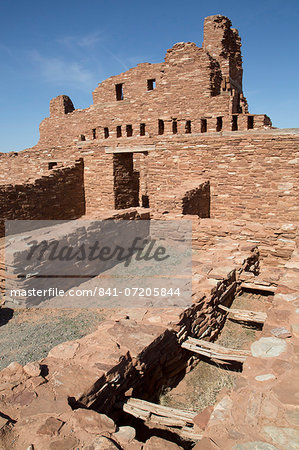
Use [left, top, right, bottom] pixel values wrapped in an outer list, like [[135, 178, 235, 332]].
[[0, 308, 106, 371]]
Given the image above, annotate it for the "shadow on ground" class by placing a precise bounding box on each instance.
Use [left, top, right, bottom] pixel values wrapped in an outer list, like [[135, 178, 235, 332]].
[[0, 308, 14, 327]]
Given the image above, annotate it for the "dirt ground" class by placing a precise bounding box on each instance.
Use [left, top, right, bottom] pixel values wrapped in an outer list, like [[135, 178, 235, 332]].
[[160, 291, 272, 412], [0, 307, 108, 370]]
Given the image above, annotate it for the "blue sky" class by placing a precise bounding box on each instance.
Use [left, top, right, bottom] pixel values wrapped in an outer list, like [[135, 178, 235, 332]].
[[0, 0, 298, 152]]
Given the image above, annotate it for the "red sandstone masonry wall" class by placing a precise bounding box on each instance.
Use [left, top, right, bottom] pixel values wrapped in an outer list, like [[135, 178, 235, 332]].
[[0, 160, 85, 236], [191, 218, 299, 268], [2, 131, 297, 223], [37, 45, 233, 148], [37, 16, 270, 150], [152, 180, 210, 217], [0, 146, 115, 215], [147, 133, 299, 222]]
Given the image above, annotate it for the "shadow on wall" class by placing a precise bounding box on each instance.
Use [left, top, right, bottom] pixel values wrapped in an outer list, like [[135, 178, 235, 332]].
[[0, 159, 86, 237], [182, 181, 210, 218]]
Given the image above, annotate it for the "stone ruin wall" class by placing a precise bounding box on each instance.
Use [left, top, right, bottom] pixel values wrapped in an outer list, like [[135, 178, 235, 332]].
[[146, 133, 299, 222], [1, 131, 297, 224], [36, 15, 270, 150], [0, 159, 85, 236]]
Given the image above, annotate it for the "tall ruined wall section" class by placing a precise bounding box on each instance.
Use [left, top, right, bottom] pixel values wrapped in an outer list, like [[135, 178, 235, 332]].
[[37, 15, 269, 149], [203, 16, 243, 92], [0, 160, 85, 236]]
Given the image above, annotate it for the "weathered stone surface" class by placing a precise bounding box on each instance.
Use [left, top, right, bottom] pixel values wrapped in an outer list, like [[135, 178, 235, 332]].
[[275, 293, 298, 303], [193, 437, 218, 449], [20, 396, 71, 418], [37, 417, 64, 436], [255, 374, 276, 382], [89, 436, 119, 449], [193, 406, 213, 430], [112, 425, 136, 444], [143, 436, 183, 449], [70, 409, 116, 434], [285, 408, 299, 427], [0, 416, 8, 430], [10, 389, 36, 407], [233, 442, 278, 450], [263, 426, 299, 449], [23, 362, 41, 378], [251, 337, 287, 358], [210, 396, 233, 422], [260, 398, 279, 421], [272, 375, 299, 406], [270, 327, 291, 338], [48, 437, 79, 450], [48, 341, 80, 359], [246, 392, 262, 426], [291, 324, 299, 338]]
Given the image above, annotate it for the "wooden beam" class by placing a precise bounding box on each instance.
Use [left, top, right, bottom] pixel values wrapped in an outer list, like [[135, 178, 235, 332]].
[[122, 398, 202, 440], [241, 282, 276, 294], [218, 304, 267, 324], [105, 145, 156, 154], [182, 337, 250, 363]]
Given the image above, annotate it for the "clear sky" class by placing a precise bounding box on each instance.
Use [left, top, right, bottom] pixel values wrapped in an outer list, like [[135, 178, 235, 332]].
[[0, 0, 298, 153]]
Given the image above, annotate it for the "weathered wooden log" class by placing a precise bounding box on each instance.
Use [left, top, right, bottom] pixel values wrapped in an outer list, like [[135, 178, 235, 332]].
[[180, 427, 203, 440], [218, 304, 267, 324], [122, 397, 202, 439], [126, 398, 196, 420], [182, 337, 250, 363], [241, 281, 276, 294]]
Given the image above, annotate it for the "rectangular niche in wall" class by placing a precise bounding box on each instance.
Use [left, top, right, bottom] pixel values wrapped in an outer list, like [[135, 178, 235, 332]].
[[140, 123, 146, 136], [185, 120, 191, 134], [247, 116, 254, 130], [115, 83, 124, 101], [147, 79, 156, 90], [172, 119, 178, 134], [116, 126, 122, 138], [104, 127, 109, 139], [232, 115, 238, 131], [216, 117, 223, 132], [48, 162, 57, 170], [126, 124, 133, 137], [158, 119, 164, 135], [201, 119, 207, 133]]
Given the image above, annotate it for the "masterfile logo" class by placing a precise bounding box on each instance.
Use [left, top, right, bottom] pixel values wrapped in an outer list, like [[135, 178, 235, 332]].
[[5, 219, 192, 308]]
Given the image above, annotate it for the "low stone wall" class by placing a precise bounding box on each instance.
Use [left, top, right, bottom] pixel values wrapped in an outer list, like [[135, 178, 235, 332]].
[[192, 218, 298, 268], [153, 181, 210, 217], [0, 159, 85, 237]]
